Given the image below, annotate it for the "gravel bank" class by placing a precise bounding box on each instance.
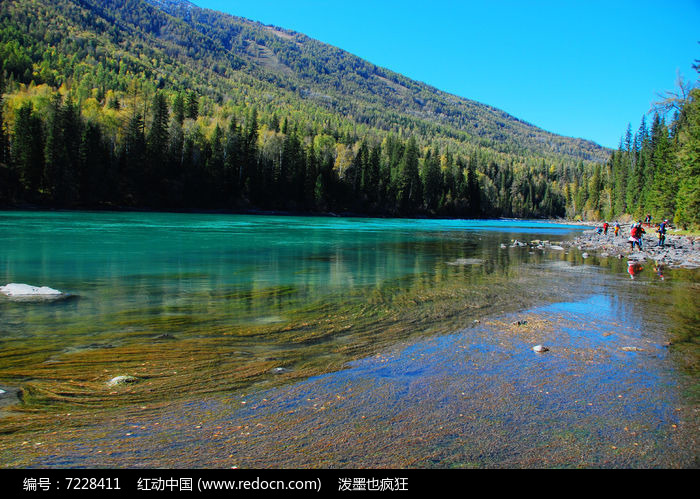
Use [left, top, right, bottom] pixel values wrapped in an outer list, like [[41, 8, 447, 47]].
[[559, 223, 700, 269]]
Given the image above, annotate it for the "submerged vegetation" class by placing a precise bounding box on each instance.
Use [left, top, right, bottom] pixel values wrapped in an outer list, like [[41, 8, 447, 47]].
[[0, 252, 551, 421]]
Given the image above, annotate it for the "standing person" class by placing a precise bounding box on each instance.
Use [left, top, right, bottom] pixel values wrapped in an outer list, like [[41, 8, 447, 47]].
[[629, 223, 639, 250], [637, 221, 646, 250], [656, 220, 667, 248], [614, 222, 620, 237], [603, 221, 609, 235], [629, 222, 645, 251]]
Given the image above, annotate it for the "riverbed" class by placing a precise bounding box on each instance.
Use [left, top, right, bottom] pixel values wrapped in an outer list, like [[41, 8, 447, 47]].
[[0, 212, 697, 468]]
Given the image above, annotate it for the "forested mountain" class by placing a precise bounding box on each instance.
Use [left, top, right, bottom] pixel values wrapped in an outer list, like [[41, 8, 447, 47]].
[[2, 0, 689, 221]]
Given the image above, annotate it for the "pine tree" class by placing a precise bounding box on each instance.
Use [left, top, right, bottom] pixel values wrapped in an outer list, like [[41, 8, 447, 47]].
[[366, 144, 381, 204], [185, 91, 199, 121], [304, 143, 318, 209], [649, 117, 675, 218], [397, 136, 421, 212], [79, 121, 104, 204], [466, 155, 480, 215], [224, 116, 242, 198], [121, 112, 146, 204], [209, 124, 225, 204], [172, 92, 185, 125], [674, 88, 700, 228], [12, 101, 44, 196], [422, 148, 441, 211]]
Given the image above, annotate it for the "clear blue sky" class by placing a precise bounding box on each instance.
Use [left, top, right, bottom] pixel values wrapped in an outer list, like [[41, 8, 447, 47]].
[[191, 0, 699, 149]]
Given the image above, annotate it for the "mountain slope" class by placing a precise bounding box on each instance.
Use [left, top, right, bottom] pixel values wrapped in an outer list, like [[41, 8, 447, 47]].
[[0, 0, 610, 217], [144, 0, 609, 163]]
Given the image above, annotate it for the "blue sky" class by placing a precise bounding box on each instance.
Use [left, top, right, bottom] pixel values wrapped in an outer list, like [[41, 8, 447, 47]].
[[191, 0, 700, 149]]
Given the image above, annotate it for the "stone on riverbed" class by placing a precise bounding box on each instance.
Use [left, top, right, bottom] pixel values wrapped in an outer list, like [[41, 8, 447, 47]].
[[0, 385, 21, 408], [270, 367, 291, 374], [153, 333, 177, 340], [106, 375, 140, 387]]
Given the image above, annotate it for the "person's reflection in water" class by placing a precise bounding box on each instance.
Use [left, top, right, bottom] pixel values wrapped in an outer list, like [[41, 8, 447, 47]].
[[654, 264, 665, 281], [628, 260, 643, 280]]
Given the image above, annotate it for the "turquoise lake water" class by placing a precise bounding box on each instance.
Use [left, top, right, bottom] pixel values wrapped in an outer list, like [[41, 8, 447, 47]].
[[0, 211, 586, 341], [0, 211, 697, 468]]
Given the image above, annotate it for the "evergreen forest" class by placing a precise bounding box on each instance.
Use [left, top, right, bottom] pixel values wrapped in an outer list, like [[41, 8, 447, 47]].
[[0, 0, 697, 227]]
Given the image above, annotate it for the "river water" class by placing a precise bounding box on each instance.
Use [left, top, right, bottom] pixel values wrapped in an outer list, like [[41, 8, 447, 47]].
[[0, 211, 697, 467]]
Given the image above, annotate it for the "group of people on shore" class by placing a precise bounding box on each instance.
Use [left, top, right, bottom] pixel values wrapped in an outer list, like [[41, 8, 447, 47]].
[[595, 214, 670, 251]]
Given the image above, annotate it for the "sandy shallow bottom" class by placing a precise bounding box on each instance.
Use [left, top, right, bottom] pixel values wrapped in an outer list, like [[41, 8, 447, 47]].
[[8, 292, 697, 469]]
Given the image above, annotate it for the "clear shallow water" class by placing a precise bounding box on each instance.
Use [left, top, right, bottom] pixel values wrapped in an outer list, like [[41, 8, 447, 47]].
[[0, 211, 697, 468], [0, 211, 585, 341]]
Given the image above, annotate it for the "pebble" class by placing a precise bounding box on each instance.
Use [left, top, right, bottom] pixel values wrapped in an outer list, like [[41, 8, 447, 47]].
[[153, 333, 177, 340], [532, 345, 549, 353], [270, 367, 291, 374]]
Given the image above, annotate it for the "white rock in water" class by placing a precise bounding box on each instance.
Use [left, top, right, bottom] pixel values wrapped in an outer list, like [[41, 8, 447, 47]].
[[549, 245, 564, 250], [106, 375, 139, 387], [0, 283, 62, 296], [532, 345, 549, 353], [270, 367, 291, 374]]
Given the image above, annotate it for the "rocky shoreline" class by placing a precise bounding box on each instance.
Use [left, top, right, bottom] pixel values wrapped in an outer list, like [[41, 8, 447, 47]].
[[558, 223, 700, 269]]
